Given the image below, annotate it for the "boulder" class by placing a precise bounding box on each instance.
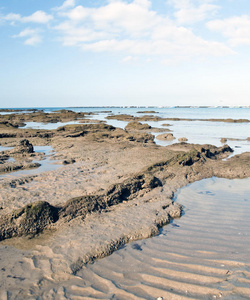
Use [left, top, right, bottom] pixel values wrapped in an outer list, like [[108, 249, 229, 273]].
[[156, 133, 175, 141], [11, 139, 34, 154], [178, 137, 188, 142]]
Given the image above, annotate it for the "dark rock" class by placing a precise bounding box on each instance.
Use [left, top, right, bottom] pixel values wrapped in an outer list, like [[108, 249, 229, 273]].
[[137, 111, 158, 114], [0, 201, 59, 240], [63, 159, 76, 165], [11, 139, 34, 154]]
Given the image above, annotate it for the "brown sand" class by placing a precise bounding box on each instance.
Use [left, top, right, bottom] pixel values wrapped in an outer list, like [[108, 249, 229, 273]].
[[0, 113, 249, 299]]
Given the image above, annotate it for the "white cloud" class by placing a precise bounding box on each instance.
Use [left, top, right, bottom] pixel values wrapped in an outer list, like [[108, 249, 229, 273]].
[[22, 11, 53, 23], [4, 13, 21, 22], [207, 15, 250, 46], [54, 0, 233, 59], [168, 0, 220, 24], [4, 10, 53, 24], [63, 6, 91, 21], [55, 0, 76, 11], [121, 55, 138, 63], [80, 37, 233, 57], [13, 28, 42, 46], [2, 0, 236, 57]]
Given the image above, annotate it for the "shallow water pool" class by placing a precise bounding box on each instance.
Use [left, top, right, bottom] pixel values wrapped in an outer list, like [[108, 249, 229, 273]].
[[0, 146, 61, 178]]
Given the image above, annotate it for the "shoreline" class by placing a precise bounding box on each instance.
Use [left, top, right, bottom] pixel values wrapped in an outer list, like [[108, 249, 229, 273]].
[[0, 110, 250, 298]]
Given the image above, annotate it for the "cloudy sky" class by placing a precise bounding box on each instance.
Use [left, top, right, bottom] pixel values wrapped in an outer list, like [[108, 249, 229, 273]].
[[0, 0, 250, 107]]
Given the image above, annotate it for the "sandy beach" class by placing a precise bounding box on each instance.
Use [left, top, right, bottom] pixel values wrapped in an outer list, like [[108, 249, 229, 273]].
[[0, 109, 250, 299]]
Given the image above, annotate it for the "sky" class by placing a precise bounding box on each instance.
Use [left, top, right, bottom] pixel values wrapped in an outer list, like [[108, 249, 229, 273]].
[[0, 0, 250, 107]]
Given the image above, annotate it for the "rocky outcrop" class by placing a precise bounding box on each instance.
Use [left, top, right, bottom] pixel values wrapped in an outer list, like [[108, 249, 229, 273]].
[[137, 110, 159, 113], [220, 138, 227, 143], [0, 172, 162, 240], [106, 114, 168, 122], [0, 161, 41, 174], [0, 121, 19, 129], [0, 109, 92, 124], [178, 137, 188, 142], [0, 201, 59, 240], [125, 121, 151, 130], [11, 139, 34, 154], [156, 133, 175, 141], [0, 145, 235, 241]]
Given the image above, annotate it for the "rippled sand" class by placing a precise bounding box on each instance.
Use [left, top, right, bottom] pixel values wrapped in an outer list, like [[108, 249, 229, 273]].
[[56, 177, 250, 300]]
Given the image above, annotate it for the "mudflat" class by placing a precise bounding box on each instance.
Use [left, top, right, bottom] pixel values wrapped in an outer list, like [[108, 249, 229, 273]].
[[0, 110, 249, 298]]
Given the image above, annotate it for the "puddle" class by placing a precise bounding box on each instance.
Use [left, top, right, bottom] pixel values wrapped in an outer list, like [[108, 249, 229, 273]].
[[0, 146, 14, 151], [23, 120, 81, 130], [0, 146, 61, 178]]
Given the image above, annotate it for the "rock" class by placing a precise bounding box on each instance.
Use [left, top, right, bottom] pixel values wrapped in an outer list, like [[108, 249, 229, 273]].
[[0, 201, 59, 240], [220, 138, 227, 143], [12, 139, 34, 154], [0, 161, 41, 174], [0, 121, 18, 129], [106, 114, 168, 122], [13, 122, 26, 128], [137, 110, 158, 114], [178, 137, 188, 142], [0, 172, 163, 240], [156, 133, 175, 141], [59, 173, 162, 222], [63, 159, 76, 165], [125, 121, 151, 131]]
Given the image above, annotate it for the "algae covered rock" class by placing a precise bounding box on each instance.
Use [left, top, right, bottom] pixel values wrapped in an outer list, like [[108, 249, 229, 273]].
[[0, 201, 59, 240], [11, 139, 34, 154]]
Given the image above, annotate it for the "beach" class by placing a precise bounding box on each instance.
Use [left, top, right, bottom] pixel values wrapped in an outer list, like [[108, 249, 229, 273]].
[[0, 107, 250, 299]]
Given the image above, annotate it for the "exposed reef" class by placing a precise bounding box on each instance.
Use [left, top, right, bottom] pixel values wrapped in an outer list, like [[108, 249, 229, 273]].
[[106, 114, 250, 123], [125, 121, 168, 132], [156, 133, 175, 141], [0, 109, 93, 125], [137, 110, 159, 113], [0, 143, 244, 244], [106, 114, 168, 122], [0, 109, 250, 298], [0, 139, 43, 174]]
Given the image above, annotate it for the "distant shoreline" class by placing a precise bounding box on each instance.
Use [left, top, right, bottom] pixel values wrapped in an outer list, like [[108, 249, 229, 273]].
[[1, 105, 250, 111]]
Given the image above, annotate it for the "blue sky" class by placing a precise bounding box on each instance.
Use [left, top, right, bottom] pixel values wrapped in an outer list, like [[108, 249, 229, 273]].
[[0, 0, 250, 107]]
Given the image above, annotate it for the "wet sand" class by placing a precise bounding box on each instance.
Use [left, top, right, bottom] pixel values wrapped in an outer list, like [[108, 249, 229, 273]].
[[0, 110, 250, 299], [73, 177, 250, 300]]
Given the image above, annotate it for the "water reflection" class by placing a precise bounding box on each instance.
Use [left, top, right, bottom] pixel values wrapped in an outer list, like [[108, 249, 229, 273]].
[[0, 146, 60, 178]]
